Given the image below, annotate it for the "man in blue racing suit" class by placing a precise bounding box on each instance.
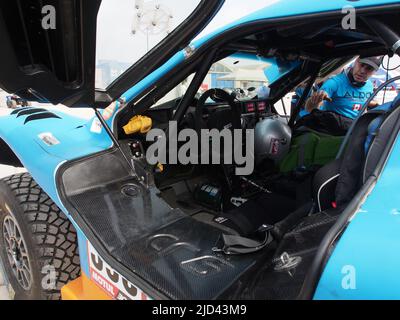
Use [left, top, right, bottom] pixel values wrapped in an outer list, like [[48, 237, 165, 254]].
[[305, 56, 383, 119]]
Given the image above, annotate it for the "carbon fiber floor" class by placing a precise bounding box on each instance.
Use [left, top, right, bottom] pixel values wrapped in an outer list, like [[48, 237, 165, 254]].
[[68, 178, 268, 300], [240, 211, 338, 300]]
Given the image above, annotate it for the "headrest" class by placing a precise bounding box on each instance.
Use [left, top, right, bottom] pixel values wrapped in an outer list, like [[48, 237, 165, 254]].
[[368, 92, 400, 114]]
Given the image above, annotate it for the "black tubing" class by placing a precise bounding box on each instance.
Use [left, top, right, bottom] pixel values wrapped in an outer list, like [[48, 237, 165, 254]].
[[363, 17, 400, 55]]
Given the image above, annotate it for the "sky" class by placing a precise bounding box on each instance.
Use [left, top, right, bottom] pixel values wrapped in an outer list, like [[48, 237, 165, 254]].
[[96, 0, 279, 64]]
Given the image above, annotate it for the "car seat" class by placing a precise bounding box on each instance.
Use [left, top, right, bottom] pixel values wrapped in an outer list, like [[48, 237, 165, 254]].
[[215, 94, 400, 242], [314, 94, 400, 212]]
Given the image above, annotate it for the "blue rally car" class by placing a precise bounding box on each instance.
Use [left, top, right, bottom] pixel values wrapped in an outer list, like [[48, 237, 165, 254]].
[[0, 0, 400, 300]]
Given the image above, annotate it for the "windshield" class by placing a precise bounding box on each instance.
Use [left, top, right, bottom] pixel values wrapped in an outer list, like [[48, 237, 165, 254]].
[[153, 53, 301, 108], [96, 0, 202, 89], [95, 0, 281, 90]]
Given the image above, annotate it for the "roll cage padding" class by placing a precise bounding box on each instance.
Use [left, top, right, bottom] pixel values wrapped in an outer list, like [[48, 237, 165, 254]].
[[363, 105, 400, 182]]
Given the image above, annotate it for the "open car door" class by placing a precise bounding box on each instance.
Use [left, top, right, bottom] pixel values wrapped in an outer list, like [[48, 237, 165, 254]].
[[0, 0, 224, 108]]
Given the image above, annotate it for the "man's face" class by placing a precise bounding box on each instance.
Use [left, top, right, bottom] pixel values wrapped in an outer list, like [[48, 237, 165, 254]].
[[352, 59, 376, 83]]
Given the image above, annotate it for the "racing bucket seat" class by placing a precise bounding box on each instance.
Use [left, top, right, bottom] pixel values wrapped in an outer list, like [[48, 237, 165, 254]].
[[315, 94, 400, 212], [212, 94, 400, 255]]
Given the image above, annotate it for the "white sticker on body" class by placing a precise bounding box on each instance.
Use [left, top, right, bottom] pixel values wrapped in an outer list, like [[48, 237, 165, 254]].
[[38, 132, 60, 146], [90, 118, 103, 134]]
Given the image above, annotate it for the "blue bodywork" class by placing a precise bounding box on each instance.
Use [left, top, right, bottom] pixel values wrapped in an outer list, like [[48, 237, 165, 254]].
[[0, 110, 113, 278], [315, 136, 400, 299], [0, 0, 399, 300]]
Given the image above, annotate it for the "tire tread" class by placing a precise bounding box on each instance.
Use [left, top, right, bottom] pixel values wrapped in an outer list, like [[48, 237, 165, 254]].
[[2, 173, 80, 300]]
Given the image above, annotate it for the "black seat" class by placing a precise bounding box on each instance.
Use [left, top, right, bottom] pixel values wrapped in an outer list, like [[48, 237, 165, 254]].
[[314, 96, 400, 212], [214, 95, 400, 238]]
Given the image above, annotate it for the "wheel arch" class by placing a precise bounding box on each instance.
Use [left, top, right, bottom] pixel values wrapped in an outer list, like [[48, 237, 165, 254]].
[[0, 137, 23, 168]]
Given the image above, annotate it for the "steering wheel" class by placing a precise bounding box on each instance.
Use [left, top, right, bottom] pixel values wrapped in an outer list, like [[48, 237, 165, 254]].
[[195, 88, 242, 134], [194, 89, 243, 192]]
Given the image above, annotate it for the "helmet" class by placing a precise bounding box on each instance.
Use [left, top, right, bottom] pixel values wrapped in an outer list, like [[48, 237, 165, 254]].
[[254, 118, 292, 163]]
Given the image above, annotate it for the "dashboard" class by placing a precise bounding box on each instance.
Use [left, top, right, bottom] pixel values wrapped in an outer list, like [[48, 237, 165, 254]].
[[142, 94, 276, 134]]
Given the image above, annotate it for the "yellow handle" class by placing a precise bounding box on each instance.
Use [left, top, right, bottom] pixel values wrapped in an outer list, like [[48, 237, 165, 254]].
[[123, 116, 153, 135]]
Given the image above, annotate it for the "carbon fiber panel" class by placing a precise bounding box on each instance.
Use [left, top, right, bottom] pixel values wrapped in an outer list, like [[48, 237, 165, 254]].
[[240, 211, 339, 300], [68, 178, 263, 300]]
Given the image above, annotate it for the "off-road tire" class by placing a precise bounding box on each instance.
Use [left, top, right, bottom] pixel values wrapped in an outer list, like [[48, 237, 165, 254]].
[[0, 173, 80, 300]]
